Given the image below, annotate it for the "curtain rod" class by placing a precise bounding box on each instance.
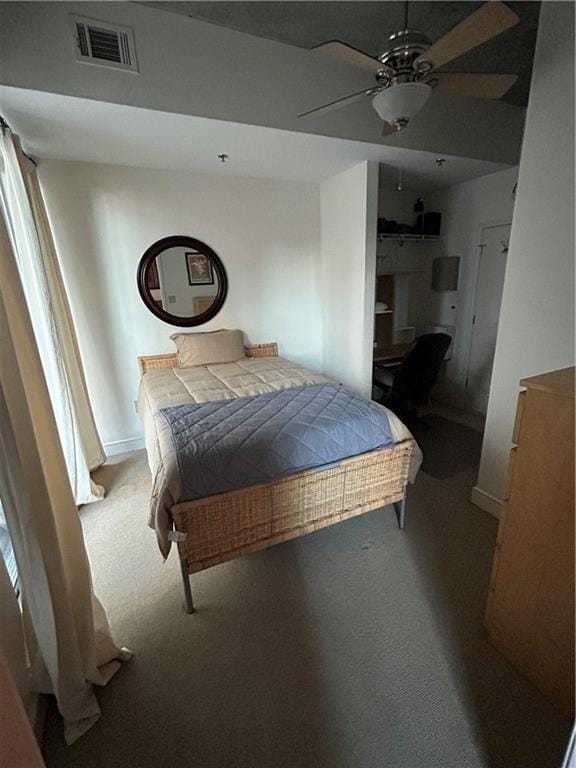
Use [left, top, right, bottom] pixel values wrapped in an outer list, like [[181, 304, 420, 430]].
[[0, 114, 38, 167]]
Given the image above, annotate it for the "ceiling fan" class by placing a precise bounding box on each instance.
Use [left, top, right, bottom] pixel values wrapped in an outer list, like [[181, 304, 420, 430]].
[[299, 1, 520, 135]]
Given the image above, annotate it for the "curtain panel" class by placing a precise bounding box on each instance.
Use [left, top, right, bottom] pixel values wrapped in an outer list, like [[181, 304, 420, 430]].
[[0, 197, 131, 745], [24, 157, 105, 473], [0, 130, 104, 504]]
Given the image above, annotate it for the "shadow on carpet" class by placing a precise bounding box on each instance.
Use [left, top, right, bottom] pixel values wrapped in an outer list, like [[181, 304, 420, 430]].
[[411, 414, 483, 479]]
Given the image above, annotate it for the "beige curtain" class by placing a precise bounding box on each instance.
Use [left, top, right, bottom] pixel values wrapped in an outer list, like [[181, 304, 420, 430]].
[[0, 131, 104, 504], [0, 191, 131, 744], [19, 143, 105, 473]]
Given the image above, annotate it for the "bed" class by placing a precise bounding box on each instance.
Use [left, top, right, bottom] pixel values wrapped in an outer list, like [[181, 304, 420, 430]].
[[138, 343, 420, 612]]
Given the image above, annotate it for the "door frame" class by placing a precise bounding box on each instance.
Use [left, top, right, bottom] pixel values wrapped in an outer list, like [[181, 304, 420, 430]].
[[463, 218, 512, 406]]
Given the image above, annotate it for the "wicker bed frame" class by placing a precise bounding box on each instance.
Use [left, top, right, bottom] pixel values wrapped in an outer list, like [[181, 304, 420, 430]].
[[138, 344, 413, 613]]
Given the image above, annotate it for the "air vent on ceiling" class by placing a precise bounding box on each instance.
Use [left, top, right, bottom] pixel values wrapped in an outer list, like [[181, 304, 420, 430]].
[[72, 15, 138, 72]]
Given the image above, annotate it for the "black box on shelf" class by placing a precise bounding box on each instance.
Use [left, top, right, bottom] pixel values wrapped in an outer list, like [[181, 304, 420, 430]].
[[415, 212, 442, 236], [377, 217, 399, 234]]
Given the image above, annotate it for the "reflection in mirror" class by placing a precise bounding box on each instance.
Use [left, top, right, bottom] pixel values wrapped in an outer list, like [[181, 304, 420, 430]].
[[137, 236, 227, 327], [145, 247, 220, 318]]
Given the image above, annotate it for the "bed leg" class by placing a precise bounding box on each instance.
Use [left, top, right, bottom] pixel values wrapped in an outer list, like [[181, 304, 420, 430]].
[[179, 557, 195, 614], [396, 488, 407, 530]]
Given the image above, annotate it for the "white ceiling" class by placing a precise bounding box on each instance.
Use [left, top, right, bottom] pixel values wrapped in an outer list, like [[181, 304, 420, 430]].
[[0, 86, 509, 190]]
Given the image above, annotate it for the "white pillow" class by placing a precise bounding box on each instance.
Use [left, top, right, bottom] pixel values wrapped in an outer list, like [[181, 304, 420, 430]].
[[170, 329, 246, 367]]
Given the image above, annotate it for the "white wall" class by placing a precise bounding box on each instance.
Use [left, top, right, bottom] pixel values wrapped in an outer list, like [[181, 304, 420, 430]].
[[320, 161, 378, 397], [0, 1, 526, 164], [474, 2, 575, 515], [39, 161, 323, 453], [426, 167, 519, 407]]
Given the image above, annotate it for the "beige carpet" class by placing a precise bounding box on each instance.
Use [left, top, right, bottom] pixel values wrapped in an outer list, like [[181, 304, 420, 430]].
[[42, 450, 570, 768]]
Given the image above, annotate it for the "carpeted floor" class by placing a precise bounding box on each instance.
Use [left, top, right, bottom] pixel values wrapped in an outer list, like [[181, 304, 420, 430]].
[[42, 450, 570, 768], [411, 415, 484, 479]]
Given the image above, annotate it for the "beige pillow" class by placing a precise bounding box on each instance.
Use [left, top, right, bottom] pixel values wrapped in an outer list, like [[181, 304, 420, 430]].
[[170, 329, 246, 367]]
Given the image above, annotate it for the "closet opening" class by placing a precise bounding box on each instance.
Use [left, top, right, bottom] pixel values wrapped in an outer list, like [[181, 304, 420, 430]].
[[372, 163, 517, 484]]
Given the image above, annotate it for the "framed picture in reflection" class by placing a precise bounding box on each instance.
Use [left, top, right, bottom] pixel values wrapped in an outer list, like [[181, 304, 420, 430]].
[[186, 252, 214, 285]]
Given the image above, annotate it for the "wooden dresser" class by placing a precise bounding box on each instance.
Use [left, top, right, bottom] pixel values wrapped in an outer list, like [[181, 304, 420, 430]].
[[485, 367, 575, 714]]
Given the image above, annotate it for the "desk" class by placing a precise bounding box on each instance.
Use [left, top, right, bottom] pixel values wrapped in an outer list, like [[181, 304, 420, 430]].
[[373, 357, 403, 391], [373, 344, 410, 364]]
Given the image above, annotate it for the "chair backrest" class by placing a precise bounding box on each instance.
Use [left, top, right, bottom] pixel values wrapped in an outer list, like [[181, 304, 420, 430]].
[[393, 333, 452, 404]]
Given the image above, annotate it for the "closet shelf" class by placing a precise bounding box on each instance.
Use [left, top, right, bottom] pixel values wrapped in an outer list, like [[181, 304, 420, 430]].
[[378, 270, 425, 276], [377, 234, 441, 242]]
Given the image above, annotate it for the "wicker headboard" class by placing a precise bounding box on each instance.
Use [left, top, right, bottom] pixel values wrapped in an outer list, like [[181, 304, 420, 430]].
[[137, 342, 278, 375]]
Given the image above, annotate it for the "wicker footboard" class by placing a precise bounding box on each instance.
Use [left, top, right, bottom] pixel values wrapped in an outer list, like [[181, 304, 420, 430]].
[[172, 440, 413, 577]]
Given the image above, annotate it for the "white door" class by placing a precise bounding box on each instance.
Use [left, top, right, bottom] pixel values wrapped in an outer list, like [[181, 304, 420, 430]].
[[467, 223, 511, 412]]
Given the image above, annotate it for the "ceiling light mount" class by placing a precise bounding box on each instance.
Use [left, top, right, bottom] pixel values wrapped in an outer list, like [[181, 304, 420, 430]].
[[217, 153, 229, 163]]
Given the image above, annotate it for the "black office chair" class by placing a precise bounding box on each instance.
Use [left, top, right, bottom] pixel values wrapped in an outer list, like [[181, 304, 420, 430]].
[[373, 333, 452, 423]]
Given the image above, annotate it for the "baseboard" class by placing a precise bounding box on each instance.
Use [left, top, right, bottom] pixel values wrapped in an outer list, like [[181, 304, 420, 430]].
[[104, 436, 145, 457], [470, 486, 502, 519]]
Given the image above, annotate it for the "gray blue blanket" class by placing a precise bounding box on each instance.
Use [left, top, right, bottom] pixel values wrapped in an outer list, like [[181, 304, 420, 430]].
[[160, 383, 394, 501]]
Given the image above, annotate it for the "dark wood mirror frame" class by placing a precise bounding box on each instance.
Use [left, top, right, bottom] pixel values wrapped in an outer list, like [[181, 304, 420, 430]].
[[137, 235, 228, 327]]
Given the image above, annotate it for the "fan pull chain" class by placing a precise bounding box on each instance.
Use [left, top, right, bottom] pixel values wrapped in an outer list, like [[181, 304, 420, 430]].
[[403, 0, 409, 31]]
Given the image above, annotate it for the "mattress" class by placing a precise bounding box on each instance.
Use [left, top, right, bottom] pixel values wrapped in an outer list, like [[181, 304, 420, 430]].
[[138, 357, 421, 557]]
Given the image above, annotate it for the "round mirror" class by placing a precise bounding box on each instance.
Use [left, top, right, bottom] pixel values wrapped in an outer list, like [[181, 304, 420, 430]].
[[137, 236, 227, 326]]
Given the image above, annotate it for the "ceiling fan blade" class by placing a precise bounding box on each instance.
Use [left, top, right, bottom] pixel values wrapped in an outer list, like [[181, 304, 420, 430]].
[[382, 121, 398, 136], [431, 72, 518, 99], [416, 1, 519, 71], [312, 41, 393, 76], [299, 87, 378, 119]]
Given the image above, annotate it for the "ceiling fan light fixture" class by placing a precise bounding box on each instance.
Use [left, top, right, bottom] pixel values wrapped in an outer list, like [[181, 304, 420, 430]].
[[371, 82, 432, 129], [303, 2, 521, 127]]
